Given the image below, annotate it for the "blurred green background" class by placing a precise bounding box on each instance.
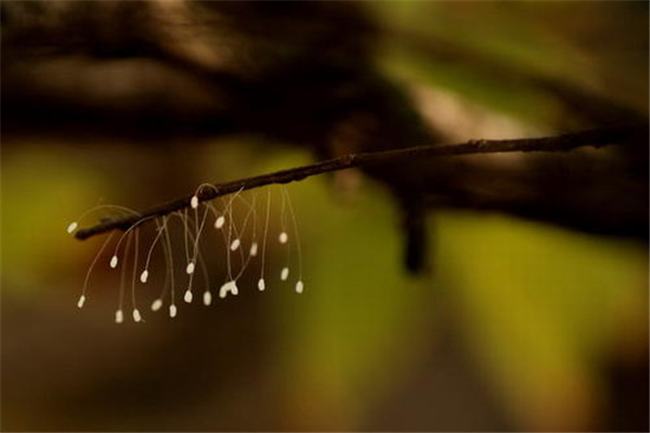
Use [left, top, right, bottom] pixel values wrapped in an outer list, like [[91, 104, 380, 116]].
[[2, 1, 648, 431]]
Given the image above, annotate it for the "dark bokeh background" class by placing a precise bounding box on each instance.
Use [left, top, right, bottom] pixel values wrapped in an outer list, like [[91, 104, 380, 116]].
[[1, 1, 648, 431]]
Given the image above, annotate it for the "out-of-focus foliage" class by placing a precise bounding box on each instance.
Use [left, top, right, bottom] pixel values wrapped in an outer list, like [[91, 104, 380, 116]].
[[373, 1, 648, 128]]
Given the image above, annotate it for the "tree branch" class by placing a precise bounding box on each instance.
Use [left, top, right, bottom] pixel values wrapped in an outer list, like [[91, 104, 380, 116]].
[[74, 124, 646, 240]]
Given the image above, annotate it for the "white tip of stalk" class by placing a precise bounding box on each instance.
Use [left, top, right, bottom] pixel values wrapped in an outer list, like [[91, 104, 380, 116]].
[[258, 278, 266, 291], [184, 289, 193, 303], [151, 298, 163, 311], [190, 195, 199, 209], [249, 242, 258, 257], [281, 267, 289, 281], [230, 238, 241, 251], [77, 295, 86, 308], [295, 280, 304, 294], [186, 261, 195, 275], [140, 269, 149, 283], [215, 215, 225, 229], [110, 255, 119, 269], [219, 280, 238, 298], [169, 304, 177, 318], [203, 290, 212, 306], [132, 308, 142, 322], [115, 309, 124, 324], [67, 221, 78, 234], [279, 232, 288, 244]]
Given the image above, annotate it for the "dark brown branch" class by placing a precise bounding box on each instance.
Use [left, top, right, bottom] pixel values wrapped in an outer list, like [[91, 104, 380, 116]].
[[74, 124, 646, 240]]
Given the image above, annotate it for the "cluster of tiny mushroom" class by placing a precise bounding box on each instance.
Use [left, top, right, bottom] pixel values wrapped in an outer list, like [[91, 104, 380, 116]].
[[69, 187, 304, 323]]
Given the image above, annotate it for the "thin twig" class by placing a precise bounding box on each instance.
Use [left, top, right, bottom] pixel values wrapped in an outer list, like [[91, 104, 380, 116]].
[[75, 124, 646, 241]]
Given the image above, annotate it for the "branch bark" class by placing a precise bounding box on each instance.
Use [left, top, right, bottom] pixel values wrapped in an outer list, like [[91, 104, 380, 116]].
[[74, 124, 647, 240]]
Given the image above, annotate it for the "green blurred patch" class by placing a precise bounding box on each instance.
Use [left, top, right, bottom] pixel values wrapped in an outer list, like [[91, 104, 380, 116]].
[[435, 210, 647, 428], [1, 146, 110, 294], [371, 1, 648, 126], [223, 151, 434, 428]]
